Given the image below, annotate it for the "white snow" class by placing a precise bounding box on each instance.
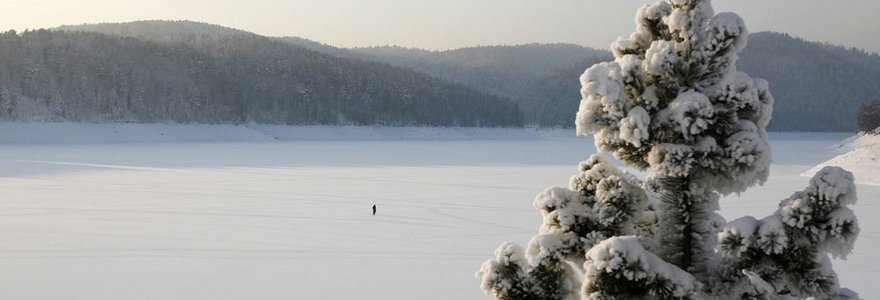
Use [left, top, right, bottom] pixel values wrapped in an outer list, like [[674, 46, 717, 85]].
[[659, 91, 714, 137], [806, 132, 880, 186], [478, 242, 528, 293], [643, 40, 679, 78], [717, 216, 758, 257], [584, 236, 698, 299], [0, 122, 558, 144], [742, 269, 775, 297], [756, 215, 787, 255], [576, 62, 626, 136], [647, 143, 695, 176], [619, 106, 650, 147], [709, 13, 748, 50], [0, 124, 875, 299]]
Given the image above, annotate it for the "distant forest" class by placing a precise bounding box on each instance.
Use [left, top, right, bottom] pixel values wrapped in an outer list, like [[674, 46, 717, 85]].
[[0, 21, 877, 131], [0, 23, 522, 127], [324, 33, 880, 132]]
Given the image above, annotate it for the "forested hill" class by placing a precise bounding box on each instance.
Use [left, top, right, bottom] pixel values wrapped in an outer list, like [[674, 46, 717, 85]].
[[0, 21, 523, 126], [5, 20, 877, 131], [330, 34, 880, 132], [351, 44, 609, 100], [276, 40, 614, 128], [739, 32, 880, 131]]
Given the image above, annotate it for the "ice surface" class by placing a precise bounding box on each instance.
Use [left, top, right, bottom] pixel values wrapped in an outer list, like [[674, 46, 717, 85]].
[[0, 124, 874, 299], [0, 122, 558, 144]]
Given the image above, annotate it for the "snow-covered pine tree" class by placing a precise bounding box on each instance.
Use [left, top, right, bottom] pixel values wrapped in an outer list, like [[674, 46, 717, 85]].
[[477, 0, 860, 299]]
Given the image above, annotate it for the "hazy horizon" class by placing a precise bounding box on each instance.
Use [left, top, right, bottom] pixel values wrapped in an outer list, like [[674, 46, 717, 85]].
[[1, 1, 878, 53]]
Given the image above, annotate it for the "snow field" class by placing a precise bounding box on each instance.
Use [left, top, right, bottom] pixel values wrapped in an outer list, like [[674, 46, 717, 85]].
[[807, 132, 880, 186], [0, 122, 560, 144], [0, 127, 874, 299]]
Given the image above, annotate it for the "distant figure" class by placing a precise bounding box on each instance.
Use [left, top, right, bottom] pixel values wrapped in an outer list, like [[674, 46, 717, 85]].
[[372, 204, 377, 216]]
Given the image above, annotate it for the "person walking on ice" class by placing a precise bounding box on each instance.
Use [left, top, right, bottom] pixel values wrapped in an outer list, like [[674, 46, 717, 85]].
[[372, 204, 377, 216]]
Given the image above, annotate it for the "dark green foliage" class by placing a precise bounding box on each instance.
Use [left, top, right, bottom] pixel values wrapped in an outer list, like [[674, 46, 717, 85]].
[[479, 156, 652, 299], [586, 273, 691, 300], [858, 98, 880, 133], [483, 255, 536, 300], [528, 261, 569, 300], [582, 237, 700, 300], [480, 246, 569, 300], [655, 176, 716, 280], [714, 167, 859, 299], [593, 177, 643, 230]]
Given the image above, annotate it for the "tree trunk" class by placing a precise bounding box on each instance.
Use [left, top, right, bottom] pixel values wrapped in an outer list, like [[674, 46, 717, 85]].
[[657, 175, 716, 283]]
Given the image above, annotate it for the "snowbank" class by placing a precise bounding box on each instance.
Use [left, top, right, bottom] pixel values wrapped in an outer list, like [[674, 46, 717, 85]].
[[805, 132, 880, 186], [0, 122, 576, 144]]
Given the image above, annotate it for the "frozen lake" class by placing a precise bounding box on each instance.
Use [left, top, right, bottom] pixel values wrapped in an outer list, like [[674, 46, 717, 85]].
[[0, 128, 875, 299]]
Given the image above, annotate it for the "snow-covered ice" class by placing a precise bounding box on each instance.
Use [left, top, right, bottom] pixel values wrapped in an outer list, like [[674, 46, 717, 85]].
[[806, 132, 880, 186], [0, 124, 875, 299]]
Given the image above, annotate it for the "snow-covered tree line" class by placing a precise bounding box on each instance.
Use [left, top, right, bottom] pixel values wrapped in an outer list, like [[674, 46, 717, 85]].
[[477, 0, 860, 299], [0, 28, 523, 127]]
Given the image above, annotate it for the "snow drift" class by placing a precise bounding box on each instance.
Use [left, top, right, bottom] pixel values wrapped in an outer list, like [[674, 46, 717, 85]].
[[806, 132, 880, 186]]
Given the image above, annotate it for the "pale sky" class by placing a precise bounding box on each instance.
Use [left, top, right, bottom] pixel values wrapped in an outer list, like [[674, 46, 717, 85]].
[[1, 0, 878, 52]]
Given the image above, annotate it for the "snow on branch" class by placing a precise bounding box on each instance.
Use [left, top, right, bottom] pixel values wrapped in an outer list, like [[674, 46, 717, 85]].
[[583, 236, 699, 300]]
